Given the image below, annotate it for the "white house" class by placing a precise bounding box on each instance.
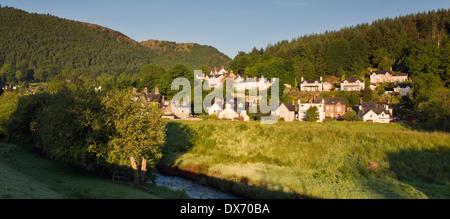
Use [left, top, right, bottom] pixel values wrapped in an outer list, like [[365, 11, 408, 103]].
[[370, 70, 408, 84], [272, 102, 296, 122], [341, 77, 365, 91], [298, 98, 326, 122], [300, 77, 332, 92], [207, 101, 223, 115], [358, 101, 392, 123], [393, 83, 413, 96]]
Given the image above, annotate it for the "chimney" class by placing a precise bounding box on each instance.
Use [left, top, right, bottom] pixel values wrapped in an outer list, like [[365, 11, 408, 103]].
[[301, 77, 304, 82], [154, 87, 159, 94], [143, 87, 148, 94], [221, 65, 224, 69], [298, 99, 301, 105], [133, 87, 137, 94], [320, 77, 323, 82]]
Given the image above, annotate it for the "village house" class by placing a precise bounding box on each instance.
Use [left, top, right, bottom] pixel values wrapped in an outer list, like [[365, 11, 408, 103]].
[[297, 98, 326, 122], [197, 66, 275, 91], [357, 101, 392, 123], [370, 70, 409, 84], [272, 102, 296, 122], [133, 87, 164, 108], [316, 97, 346, 119], [133, 87, 193, 120], [340, 77, 365, 91], [393, 83, 413, 96], [206, 97, 250, 121], [300, 77, 332, 92]]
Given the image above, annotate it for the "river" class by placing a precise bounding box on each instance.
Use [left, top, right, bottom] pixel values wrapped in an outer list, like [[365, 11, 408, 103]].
[[152, 173, 243, 199]]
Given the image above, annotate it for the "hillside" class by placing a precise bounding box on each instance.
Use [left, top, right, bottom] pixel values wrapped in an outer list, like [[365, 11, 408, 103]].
[[0, 6, 230, 84], [140, 39, 230, 68]]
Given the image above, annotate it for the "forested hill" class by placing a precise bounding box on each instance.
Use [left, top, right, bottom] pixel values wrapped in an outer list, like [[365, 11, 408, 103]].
[[0, 6, 230, 83], [230, 9, 449, 86], [140, 39, 230, 69]]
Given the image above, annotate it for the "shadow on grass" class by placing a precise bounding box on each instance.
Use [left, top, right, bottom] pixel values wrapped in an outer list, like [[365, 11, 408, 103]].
[[384, 146, 450, 198], [158, 121, 303, 199], [400, 122, 449, 133]]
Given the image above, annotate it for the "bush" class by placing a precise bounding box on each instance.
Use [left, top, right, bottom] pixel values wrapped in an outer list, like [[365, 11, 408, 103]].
[[207, 114, 219, 120], [342, 111, 361, 121]]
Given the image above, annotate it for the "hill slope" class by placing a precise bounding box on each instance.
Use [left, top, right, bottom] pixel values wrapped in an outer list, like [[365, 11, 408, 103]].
[[0, 6, 230, 83]]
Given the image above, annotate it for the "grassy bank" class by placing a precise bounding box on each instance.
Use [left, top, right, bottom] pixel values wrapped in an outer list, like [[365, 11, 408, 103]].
[[0, 143, 188, 199], [161, 120, 450, 199]]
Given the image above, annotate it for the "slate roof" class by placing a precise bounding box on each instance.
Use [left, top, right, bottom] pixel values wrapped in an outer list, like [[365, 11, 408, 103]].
[[371, 70, 408, 77], [313, 97, 345, 105], [394, 83, 412, 88], [360, 102, 391, 116], [343, 77, 364, 83], [280, 102, 296, 112], [372, 70, 393, 75]]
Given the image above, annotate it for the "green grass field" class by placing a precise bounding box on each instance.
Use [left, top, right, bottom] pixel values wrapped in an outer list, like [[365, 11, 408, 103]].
[[0, 143, 188, 199], [161, 120, 450, 199]]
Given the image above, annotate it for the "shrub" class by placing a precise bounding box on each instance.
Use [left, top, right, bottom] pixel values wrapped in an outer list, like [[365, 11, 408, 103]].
[[342, 111, 361, 121]]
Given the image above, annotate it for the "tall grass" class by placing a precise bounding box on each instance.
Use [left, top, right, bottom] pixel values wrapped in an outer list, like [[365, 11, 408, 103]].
[[161, 120, 450, 199]]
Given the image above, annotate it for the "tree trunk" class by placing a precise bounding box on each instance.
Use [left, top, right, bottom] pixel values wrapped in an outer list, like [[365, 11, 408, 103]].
[[130, 157, 139, 185], [140, 158, 147, 185]]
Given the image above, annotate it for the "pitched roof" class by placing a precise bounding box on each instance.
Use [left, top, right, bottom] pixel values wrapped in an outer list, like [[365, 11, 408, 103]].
[[394, 83, 412, 88], [360, 101, 391, 116], [392, 73, 408, 77], [313, 97, 345, 105], [343, 77, 364, 83], [371, 70, 393, 75], [324, 97, 346, 105], [135, 92, 162, 103], [280, 102, 296, 111], [371, 70, 408, 77]]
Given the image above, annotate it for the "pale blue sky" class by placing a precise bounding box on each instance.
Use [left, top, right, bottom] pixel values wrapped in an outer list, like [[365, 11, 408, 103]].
[[1, 0, 449, 58]]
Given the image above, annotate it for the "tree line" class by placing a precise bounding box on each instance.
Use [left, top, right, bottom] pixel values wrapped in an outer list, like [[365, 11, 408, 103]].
[[0, 86, 167, 185]]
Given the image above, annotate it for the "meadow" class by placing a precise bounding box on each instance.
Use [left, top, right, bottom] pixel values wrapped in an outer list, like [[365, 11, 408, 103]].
[[161, 120, 450, 199]]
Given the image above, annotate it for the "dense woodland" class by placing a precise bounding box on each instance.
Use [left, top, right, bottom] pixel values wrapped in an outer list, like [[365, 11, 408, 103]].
[[0, 6, 230, 86]]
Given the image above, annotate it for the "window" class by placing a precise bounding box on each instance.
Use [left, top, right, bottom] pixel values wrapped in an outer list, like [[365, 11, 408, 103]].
[[326, 107, 329, 111], [337, 107, 341, 112]]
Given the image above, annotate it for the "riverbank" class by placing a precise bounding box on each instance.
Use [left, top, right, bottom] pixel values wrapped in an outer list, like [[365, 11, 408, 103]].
[[0, 142, 188, 199]]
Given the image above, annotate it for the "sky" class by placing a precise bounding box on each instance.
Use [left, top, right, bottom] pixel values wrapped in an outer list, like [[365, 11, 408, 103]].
[[1, 0, 449, 59]]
